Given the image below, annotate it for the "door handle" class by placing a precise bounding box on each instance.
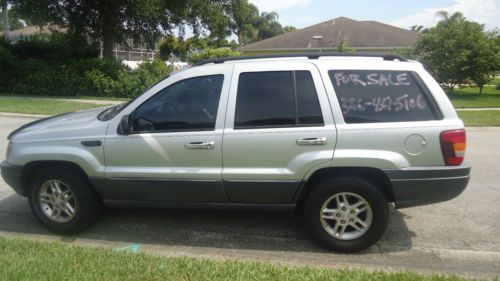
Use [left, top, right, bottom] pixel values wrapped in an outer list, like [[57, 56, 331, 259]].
[[296, 137, 327, 145], [184, 141, 215, 149]]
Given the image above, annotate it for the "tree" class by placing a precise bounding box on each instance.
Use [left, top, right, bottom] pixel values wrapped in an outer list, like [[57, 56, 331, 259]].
[[335, 39, 353, 53], [1, 0, 8, 40], [187, 48, 240, 64], [228, 0, 259, 46], [13, 0, 231, 59], [468, 29, 500, 93], [228, 0, 296, 46], [254, 11, 282, 40], [410, 25, 424, 32], [414, 11, 499, 93], [282, 26, 296, 33], [1, 3, 25, 35], [188, 36, 238, 50], [158, 35, 193, 61]]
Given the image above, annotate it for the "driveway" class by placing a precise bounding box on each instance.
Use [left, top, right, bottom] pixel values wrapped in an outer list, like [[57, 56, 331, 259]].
[[0, 115, 499, 278]]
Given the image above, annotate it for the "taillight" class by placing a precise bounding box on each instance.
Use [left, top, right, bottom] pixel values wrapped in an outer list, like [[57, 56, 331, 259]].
[[440, 129, 466, 166]]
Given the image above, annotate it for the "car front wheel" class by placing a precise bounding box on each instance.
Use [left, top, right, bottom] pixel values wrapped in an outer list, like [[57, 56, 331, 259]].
[[28, 166, 101, 234]]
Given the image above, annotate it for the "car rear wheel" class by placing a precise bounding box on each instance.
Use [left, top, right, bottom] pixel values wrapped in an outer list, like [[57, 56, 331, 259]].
[[303, 177, 389, 252], [28, 166, 101, 234]]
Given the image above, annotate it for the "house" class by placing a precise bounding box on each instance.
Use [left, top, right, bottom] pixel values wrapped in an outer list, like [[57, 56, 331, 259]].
[[239, 17, 418, 54]]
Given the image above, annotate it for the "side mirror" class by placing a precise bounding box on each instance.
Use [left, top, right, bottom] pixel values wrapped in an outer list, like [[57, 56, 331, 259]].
[[118, 114, 131, 135]]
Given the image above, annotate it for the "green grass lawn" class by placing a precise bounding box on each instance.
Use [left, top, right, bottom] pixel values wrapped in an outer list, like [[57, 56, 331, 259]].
[[450, 93, 500, 108], [458, 110, 500, 127], [0, 237, 476, 281], [0, 96, 113, 115], [449, 85, 500, 108]]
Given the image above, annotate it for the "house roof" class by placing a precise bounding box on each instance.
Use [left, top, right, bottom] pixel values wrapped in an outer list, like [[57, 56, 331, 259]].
[[240, 17, 417, 50]]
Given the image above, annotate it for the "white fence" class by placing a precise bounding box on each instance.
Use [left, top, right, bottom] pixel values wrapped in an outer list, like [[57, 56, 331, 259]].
[[100, 49, 159, 61]]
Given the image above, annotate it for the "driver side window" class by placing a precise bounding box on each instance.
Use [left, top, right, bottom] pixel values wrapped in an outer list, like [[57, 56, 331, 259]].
[[132, 75, 224, 133]]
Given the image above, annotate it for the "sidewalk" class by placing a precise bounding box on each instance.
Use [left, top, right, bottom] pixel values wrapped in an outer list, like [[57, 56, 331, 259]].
[[55, 98, 123, 105]]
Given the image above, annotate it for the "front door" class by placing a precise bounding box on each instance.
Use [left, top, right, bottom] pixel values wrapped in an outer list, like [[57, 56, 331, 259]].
[[103, 66, 233, 203], [222, 62, 337, 204]]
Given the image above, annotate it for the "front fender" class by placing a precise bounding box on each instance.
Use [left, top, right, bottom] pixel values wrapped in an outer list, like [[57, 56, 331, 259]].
[[11, 142, 105, 177]]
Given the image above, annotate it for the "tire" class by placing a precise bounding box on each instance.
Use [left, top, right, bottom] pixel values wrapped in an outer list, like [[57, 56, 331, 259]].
[[28, 165, 101, 234], [303, 177, 388, 252]]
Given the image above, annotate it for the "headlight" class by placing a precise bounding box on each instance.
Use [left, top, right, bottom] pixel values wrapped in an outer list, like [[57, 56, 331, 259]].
[[6, 141, 12, 159]]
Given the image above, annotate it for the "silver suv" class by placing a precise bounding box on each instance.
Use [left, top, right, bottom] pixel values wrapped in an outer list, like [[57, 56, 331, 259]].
[[1, 53, 470, 252]]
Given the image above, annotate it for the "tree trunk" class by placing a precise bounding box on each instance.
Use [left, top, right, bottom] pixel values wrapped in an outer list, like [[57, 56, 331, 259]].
[[479, 85, 483, 94], [101, 3, 114, 60], [446, 83, 455, 93], [237, 31, 243, 46], [1, 1, 9, 41]]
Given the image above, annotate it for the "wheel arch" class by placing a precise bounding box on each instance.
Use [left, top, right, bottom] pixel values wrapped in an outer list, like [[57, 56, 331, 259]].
[[20, 160, 97, 196], [296, 167, 395, 204]]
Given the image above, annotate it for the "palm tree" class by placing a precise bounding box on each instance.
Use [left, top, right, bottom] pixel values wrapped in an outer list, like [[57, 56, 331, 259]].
[[435, 11, 465, 26], [229, 0, 259, 46], [229, 1, 295, 46], [254, 11, 283, 41]]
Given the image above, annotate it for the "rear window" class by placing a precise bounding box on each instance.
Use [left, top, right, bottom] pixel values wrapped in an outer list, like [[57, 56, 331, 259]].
[[328, 70, 441, 123]]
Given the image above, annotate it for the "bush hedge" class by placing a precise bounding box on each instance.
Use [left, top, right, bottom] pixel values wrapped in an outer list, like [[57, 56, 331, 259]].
[[187, 48, 240, 64], [0, 34, 171, 98], [86, 60, 171, 98]]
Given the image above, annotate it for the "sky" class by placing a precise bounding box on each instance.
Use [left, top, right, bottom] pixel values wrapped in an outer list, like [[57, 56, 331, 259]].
[[248, 0, 499, 30]]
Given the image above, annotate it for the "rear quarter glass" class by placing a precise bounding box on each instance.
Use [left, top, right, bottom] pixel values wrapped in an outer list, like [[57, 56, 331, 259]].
[[328, 70, 442, 123]]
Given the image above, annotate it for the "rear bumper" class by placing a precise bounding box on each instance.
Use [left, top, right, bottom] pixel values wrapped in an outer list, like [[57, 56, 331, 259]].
[[384, 165, 471, 209], [0, 161, 26, 197]]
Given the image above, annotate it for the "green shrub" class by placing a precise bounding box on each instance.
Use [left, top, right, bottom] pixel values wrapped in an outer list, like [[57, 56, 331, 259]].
[[2, 58, 171, 97], [0, 34, 172, 98], [0, 41, 16, 90], [85, 69, 124, 97], [5, 58, 121, 97], [133, 60, 171, 88], [86, 60, 172, 98], [187, 48, 240, 64], [12, 33, 99, 61]]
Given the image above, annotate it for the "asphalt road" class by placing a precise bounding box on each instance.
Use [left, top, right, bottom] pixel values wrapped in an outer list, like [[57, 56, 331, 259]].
[[0, 115, 499, 278]]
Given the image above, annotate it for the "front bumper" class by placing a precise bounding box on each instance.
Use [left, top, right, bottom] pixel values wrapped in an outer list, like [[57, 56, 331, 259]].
[[0, 161, 25, 196], [385, 164, 471, 209]]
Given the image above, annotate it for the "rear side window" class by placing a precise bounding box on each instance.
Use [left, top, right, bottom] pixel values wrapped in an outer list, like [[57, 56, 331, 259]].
[[328, 70, 441, 123], [235, 71, 323, 129]]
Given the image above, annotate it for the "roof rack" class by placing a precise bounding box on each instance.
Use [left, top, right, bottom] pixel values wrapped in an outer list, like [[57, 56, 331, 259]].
[[193, 52, 407, 66]]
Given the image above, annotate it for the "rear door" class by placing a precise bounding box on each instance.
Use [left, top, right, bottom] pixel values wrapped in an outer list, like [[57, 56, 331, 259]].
[[222, 62, 336, 204]]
